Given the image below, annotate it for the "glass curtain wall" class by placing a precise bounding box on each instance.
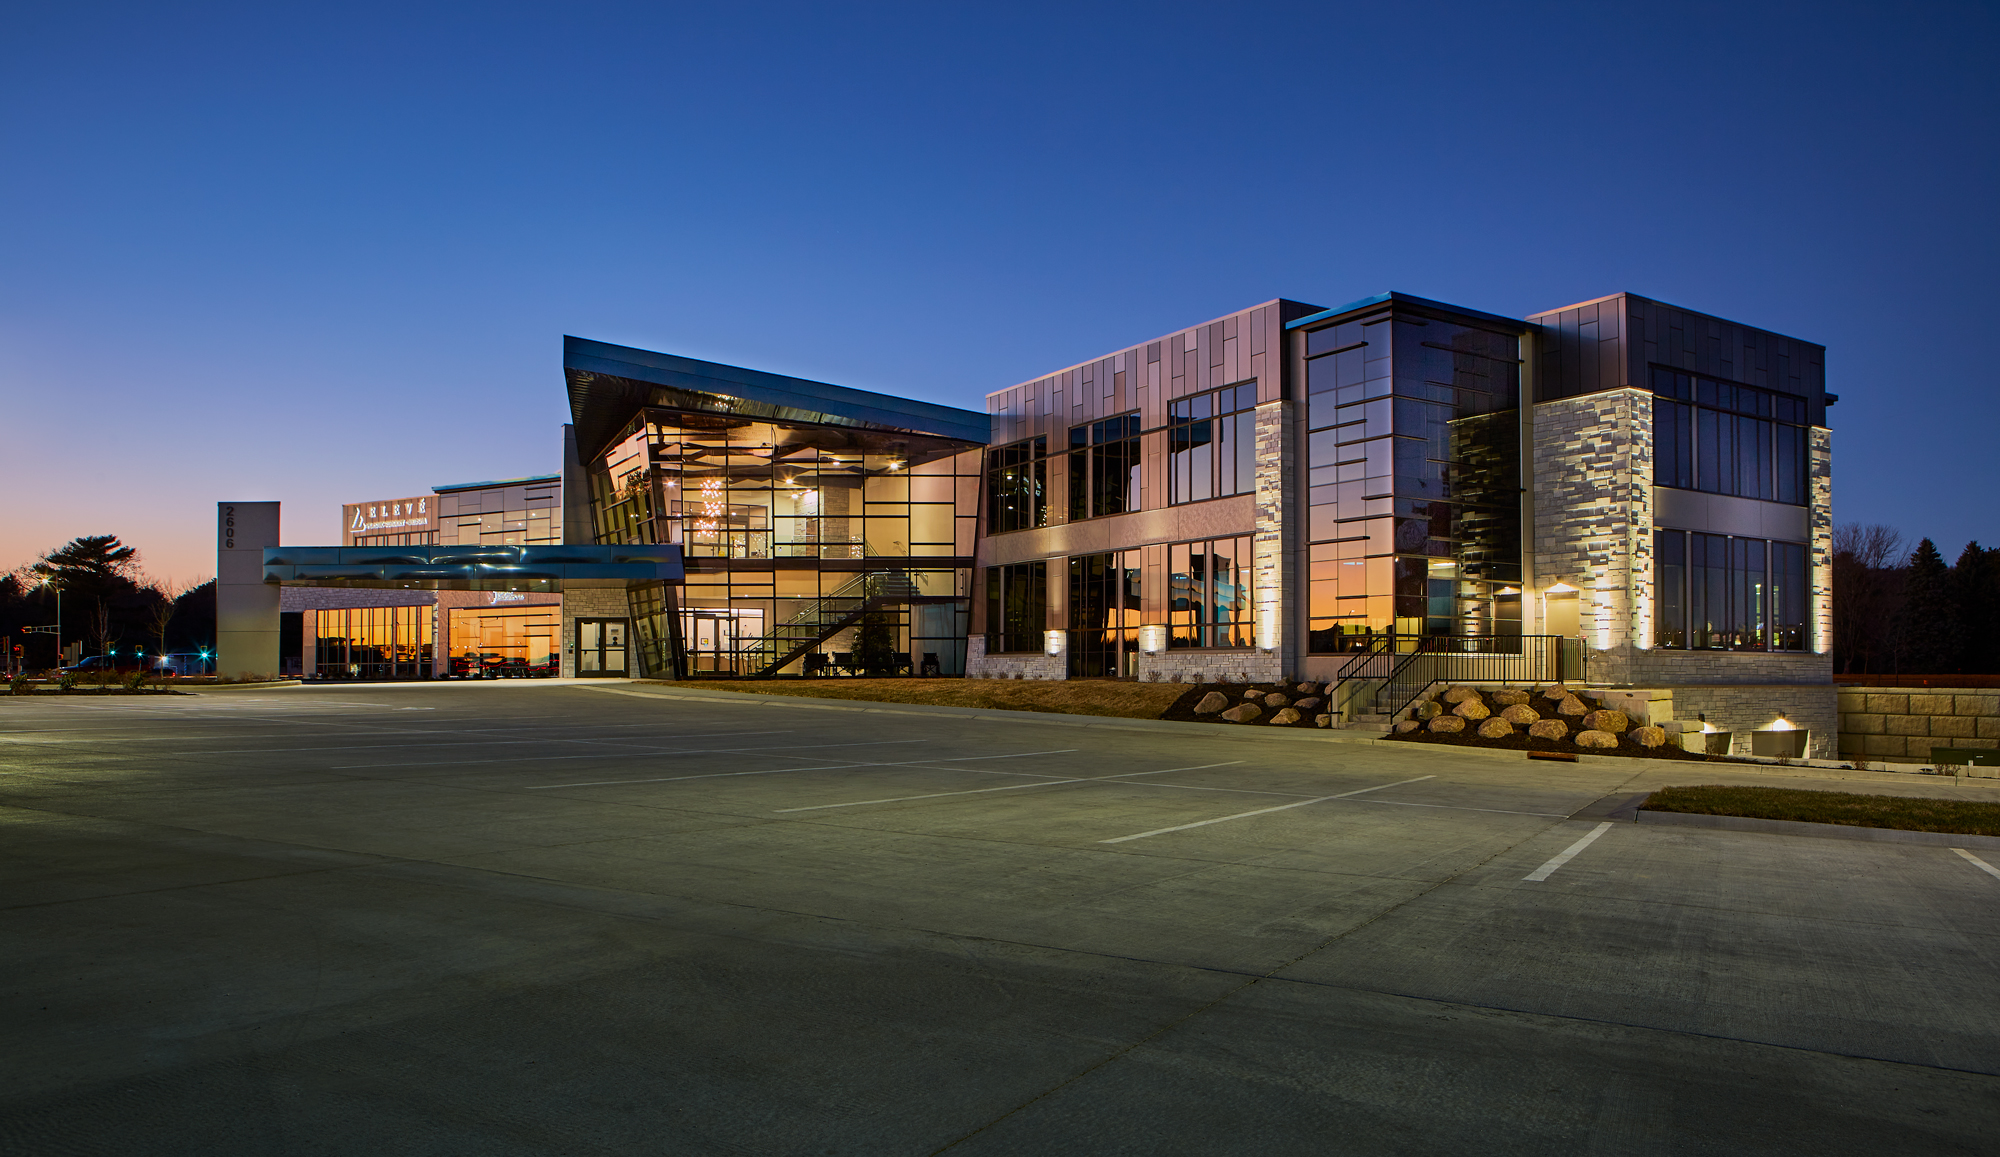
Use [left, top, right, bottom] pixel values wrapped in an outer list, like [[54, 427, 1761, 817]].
[[985, 561, 1047, 654], [1303, 312, 1523, 652], [1068, 551, 1141, 676], [314, 606, 434, 679], [1168, 536, 1254, 649], [1654, 529, 1808, 650], [589, 409, 980, 676], [1651, 368, 1809, 505]]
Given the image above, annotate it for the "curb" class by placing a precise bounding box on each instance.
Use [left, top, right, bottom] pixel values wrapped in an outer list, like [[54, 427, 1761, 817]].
[[1633, 808, 2000, 850]]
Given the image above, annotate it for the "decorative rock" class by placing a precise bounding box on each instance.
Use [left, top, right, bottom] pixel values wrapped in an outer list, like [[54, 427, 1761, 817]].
[[1477, 717, 1514, 739], [1220, 703, 1263, 723], [1269, 708, 1302, 725], [1443, 686, 1483, 704], [1557, 695, 1589, 717], [1491, 689, 1531, 707], [1500, 703, 1540, 725], [1193, 692, 1230, 715], [1528, 718, 1569, 740], [1295, 696, 1323, 711], [1394, 719, 1421, 734], [1542, 685, 1569, 701], [1575, 729, 1619, 749], [1427, 715, 1466, 734], [1582, 709, 1630, 734], [1243, 688, 1263, 699], [1629, 725, 1668, 748], [1297, 681, 1318, 694], [1264, 695, 1291, 709], [1452, 699, 1491, 721], [1416, 701, 1442, 720], [1316, 714, 1334, 729]]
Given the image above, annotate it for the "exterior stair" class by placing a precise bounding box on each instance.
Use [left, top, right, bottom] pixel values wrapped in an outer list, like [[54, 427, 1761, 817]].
[[1347, 711, 1394, 734]]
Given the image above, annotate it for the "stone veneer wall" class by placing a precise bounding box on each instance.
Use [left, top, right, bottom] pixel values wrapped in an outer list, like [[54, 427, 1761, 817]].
[[1838, 688, 2000, 763], [1135, 649, 1281, 684], [1253, 398, 1292, 676], [964, 635, 1064, 680], [1530, 389, 1651, 662], [560, 588, 634, 679], [1668, 684, 1837, 759]]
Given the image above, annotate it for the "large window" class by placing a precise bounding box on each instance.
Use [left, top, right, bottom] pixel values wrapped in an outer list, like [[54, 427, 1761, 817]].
[[1169, 384, 1256, 504], [987, 437, 1048, 532], [314, 606, 434, 679], [1068, 551, 1140, 676], [1652, 367, 1808, 505], [1068, 414, 1141, 521], [1655, 529, 1808, 651], [985, 561, 1047, 653], [1168, 536, 1254, 649]]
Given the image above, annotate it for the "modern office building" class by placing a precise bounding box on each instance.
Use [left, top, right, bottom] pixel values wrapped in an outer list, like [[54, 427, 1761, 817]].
[[244, 288, 1835, 753]]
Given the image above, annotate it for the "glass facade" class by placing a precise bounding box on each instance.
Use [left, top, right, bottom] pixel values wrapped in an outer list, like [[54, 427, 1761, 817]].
[[1168, 383, 1256, 504], [985, 561, 1047, 654], [1302, 310, 1523, 652], [314, 606, 434, 679], [448, 605, 558, 672], [1654, 529, 1808, 651], [1651, 368, 1808, 504], [987, 436, 1048, 532], [586, 408, 980, 677], [1068, 551, 1140, 676], [439, 477, 563, 546], [1168, 536, 1254, 649], [1069, 414, 1141, 520]]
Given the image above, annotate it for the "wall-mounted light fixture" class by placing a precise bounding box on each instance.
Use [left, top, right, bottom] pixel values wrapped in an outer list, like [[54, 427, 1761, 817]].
[[1497, 586, 1520, 596], [1043, 629, 1066, 657], [1545, 581, 1577, 594], [1138, 624, 1168, 655]]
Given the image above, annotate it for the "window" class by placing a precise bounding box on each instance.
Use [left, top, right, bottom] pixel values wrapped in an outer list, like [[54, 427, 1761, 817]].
[[1652, 368, 1808, 505], [1168, 536, 1254, 648], [1169, 384, 1256, 504], [1068, 414, 1141, 521], [1068, 551, 1140, 676], [1655, 529, 1808, 651], [985, 561, 1046, 653], [987, 437, 1047, 532]]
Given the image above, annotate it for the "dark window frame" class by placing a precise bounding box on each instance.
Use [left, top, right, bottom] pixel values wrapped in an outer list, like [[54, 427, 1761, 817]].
[[984, 561, 1047, 654], [1653, 527, 1809, 651], [1651, 367, 1808, 506], [1168, 383, 1258, 506], [986, 436, 1048, 533], [1067, 412, 1141, 522]]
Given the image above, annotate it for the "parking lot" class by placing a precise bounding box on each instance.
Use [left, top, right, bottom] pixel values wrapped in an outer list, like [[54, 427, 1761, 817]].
[[3, 682, 1998, 1154]]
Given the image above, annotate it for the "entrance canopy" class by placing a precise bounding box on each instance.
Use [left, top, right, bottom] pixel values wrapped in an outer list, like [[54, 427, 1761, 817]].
[[263, 544, 682, 592]]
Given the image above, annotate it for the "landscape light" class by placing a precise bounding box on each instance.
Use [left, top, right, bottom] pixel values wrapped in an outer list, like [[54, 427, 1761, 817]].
[[1545, 581, 1577, 593]]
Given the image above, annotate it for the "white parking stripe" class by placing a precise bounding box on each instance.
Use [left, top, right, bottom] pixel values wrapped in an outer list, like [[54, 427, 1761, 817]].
[[532, 749, 1084, 791], [1952, 848, 2000, 880], [774, 761, 1246, 813], [1098, 775, 1436, 844], [340, 737, 931, 770], [1523, 822, 1615, 881]]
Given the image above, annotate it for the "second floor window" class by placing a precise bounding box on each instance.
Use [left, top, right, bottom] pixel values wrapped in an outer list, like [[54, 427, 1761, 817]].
[[987, 436, 1047, 532], [1170, 383, 1257, 504], [1069, 413, 1141, 521], [1652, 367, 1808, 505]]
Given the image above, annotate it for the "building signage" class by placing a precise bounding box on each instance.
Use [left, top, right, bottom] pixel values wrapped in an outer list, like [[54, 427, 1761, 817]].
[[342, 496, 439, 542], [488, 592, 527, 604]]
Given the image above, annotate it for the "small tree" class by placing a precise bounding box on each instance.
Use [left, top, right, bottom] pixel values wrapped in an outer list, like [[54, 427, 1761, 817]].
[[1895, 538, 1961, 673], [145, 577, 191, 661]]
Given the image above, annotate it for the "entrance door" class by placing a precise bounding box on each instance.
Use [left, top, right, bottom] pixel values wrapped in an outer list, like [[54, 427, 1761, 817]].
[[577, 619, 629, 677]]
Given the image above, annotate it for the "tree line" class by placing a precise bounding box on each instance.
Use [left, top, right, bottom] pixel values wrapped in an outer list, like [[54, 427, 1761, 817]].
[[1832, 525, 1999, 674], [2, 536, 216, 668]]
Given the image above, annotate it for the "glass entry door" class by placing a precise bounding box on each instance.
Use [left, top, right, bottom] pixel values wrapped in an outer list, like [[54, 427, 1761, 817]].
[[577, 619, 629, 677]]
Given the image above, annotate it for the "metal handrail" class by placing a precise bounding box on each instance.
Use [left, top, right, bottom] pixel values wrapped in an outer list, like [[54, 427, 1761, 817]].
[[1371, 635, 1566, 721]]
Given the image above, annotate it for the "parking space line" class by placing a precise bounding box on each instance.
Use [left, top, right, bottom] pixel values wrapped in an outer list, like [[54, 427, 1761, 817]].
[[1952, 848, 2000, 881], [1098, 775, 1436, 844], [774, 761, 1245, 813], [343, 737, 931, 770], [1523, 822, 1615, 882], [530, 749, 1083, 791]]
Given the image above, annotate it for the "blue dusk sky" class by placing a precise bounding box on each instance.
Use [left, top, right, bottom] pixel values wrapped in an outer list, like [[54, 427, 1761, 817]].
[[3, 1, 1996, 581]]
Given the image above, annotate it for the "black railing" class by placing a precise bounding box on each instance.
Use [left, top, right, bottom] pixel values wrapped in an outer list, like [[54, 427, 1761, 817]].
[[1371, 635, 1570, 720]]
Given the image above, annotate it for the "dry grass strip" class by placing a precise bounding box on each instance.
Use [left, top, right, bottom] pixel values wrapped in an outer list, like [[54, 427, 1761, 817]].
[[633, 678, 1189, 720], [1644, 784, 2000, 837]]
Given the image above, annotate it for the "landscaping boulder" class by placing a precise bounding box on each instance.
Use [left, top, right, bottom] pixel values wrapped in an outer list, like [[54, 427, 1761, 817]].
[[1500, 703, 1540, 725], [1394, 719, 1421, 734], [1264, 694, 1291, 709], [1491, 689, 1532, 708], [1557, 695, 1589, 717], [1443, 685, 1482, 704], [1243, 688, 1263, 699], [1527, 718, 1569, 740], [1193, 691, 1230, 715], [1477, 717, 1514, 739], [1220, 703, 1263, 723], [1581, 709, 1630, 734], [1427, 715, 1466, 734], [1452, 699, 1491, 721], [1629, 725, 1668, 748], [1542, 685, 1569, 701], [1316, 714, 1334, 728], [1295, 696, 1323, 712], [1297, 681, 1318, 694], [1575, 729, 1619, 749], [1269, 708, 1302, 725], [1415, 700, 1442, 720]]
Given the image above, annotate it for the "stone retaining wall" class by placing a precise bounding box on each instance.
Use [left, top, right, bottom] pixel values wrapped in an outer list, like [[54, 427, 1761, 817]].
[[1838, 688, 2000, 763], [964, 636, 1065, 680]]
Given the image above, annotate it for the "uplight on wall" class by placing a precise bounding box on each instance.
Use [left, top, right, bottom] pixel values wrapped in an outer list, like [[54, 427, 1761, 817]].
[[1545, 581, 1577, 593], [1043, 629, 1066, 657], [1138, 624, 1168, 655], [1255, 607, 1279, 652]]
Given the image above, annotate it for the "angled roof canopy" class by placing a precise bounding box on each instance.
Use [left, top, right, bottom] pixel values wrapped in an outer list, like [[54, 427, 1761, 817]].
[[263, 545, 682, 591], [565, 337, 988, 463]]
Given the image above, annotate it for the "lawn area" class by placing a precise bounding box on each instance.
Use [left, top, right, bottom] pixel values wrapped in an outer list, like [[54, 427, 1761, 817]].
[[633, 678, 1191, 720], [1644, 784, 2000, 837]]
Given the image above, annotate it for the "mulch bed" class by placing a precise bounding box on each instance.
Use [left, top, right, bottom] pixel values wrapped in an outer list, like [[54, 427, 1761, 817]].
[[1381, 686, 1718, 761]]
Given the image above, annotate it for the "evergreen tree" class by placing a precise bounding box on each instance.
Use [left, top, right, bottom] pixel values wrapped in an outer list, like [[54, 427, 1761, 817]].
[[1954, 543, 1999, 674], [1896, 538, 1961, 673]]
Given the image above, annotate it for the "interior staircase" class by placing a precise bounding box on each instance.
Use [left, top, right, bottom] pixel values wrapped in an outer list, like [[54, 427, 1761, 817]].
[[738, 570, 920, 677]]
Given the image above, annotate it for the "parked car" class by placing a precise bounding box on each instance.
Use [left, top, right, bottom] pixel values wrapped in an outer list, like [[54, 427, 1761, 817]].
[[56, 654, 153, 677]]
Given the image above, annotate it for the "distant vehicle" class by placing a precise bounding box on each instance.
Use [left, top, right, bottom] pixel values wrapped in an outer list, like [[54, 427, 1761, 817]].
[[56, 654, 152, 677]]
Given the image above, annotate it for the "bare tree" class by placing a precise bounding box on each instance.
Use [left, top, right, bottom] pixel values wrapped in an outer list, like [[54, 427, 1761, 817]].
[[1832, 522, 1908, 673], [144, 576, 193, 661]]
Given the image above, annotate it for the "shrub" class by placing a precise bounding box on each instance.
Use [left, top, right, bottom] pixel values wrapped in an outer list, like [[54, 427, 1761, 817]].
[[58, 674, 77, 693], [9, 673, 31, 696], [128, 671, 148, 691]]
